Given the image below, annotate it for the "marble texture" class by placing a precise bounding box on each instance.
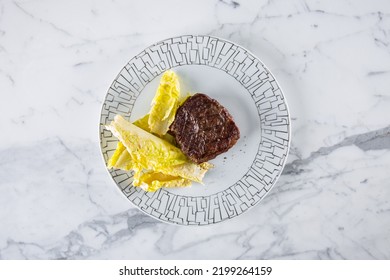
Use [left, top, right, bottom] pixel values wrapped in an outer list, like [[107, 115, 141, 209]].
[[1, 0, 390, 259]]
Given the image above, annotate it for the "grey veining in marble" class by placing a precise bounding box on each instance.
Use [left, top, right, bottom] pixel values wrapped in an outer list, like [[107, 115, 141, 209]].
[[1, 0, 390, 259]]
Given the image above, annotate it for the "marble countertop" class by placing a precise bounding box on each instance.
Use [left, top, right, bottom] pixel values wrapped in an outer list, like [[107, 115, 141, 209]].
[[1, 0, 389, 260]]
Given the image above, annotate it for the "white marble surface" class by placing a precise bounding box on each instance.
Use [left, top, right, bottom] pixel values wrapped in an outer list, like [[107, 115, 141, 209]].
[[1, 0, 390, 259]]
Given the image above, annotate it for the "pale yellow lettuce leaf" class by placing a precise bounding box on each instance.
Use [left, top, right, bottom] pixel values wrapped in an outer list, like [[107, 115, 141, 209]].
[[106, 115, 187, 170], [133, 171, 191, 192], [148, 70, 180, 136], [107, 141, 134, 171], [106, 115, 211, 187]]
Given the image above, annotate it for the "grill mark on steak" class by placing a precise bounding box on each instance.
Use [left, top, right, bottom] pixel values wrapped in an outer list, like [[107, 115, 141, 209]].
[[169, 93, 240, 163]]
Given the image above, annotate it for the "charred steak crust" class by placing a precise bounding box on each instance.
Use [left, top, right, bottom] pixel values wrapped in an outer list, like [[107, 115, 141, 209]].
[[169, 93, 240, 163]]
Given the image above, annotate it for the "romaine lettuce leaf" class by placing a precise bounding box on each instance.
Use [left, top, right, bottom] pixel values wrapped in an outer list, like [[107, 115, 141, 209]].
[[148, 70, 180, 136], [106, 115, 187, 170], [106, 115, 211, 187]]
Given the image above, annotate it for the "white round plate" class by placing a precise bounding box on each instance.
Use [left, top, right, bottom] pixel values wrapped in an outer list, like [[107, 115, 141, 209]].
[[99, 35, 290, 225]]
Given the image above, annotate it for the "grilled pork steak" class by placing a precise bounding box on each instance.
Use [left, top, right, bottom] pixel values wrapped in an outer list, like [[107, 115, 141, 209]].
[[169, 93, 240, 163]]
